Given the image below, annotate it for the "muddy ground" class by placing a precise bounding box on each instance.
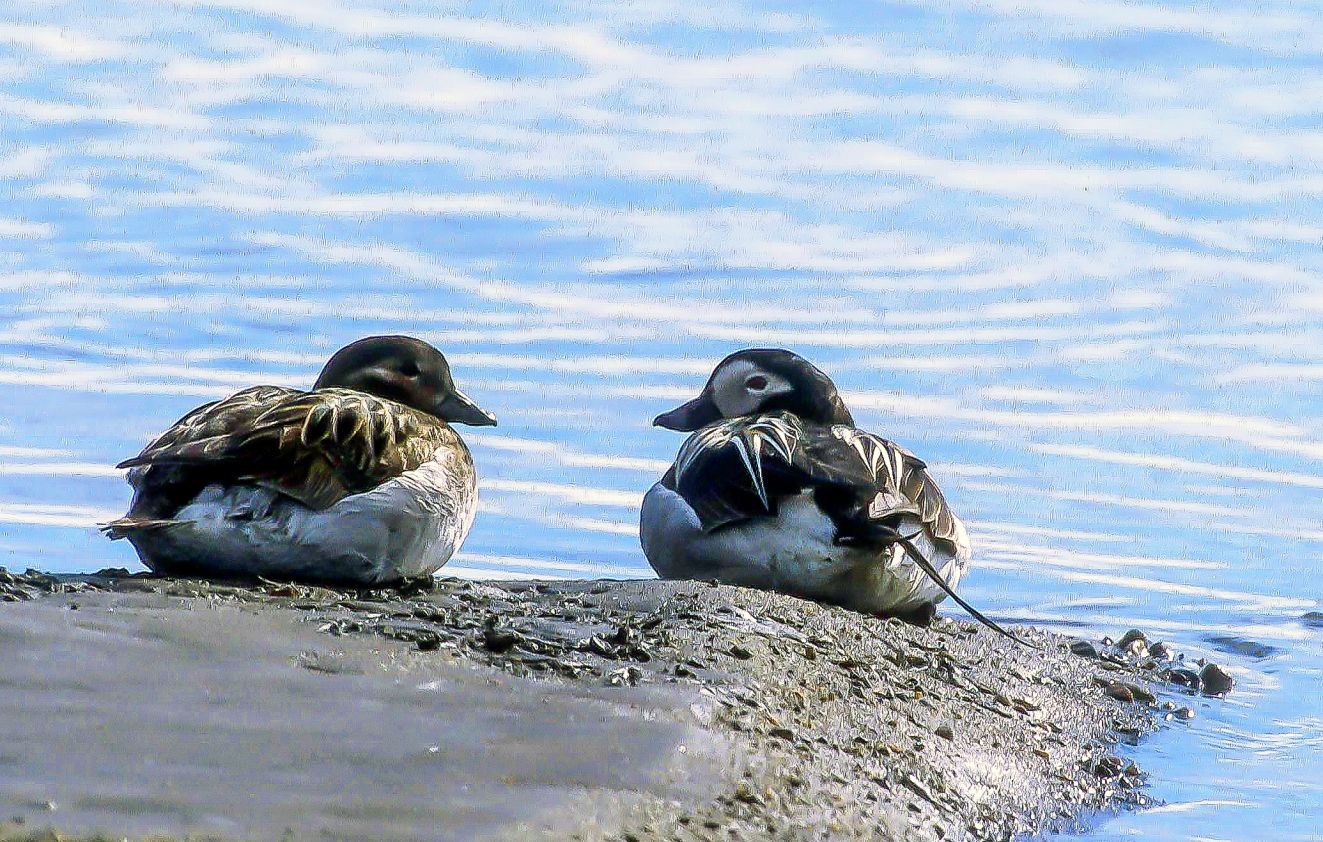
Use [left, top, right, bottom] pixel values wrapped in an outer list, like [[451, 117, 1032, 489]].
[[0, 570, 1214, 841]]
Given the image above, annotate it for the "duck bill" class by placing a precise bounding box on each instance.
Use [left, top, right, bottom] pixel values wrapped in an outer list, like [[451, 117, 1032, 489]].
[[438, 389, 498, 426], [653, 393, 721, 431]]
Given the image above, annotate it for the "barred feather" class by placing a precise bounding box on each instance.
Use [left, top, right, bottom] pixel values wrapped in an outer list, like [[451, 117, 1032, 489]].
[[116, 387, 456, 512]]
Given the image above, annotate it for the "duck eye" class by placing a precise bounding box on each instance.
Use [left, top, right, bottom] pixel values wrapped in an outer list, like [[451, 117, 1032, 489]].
[[746, 375, 769, 391], [399, 360, 420, 378]]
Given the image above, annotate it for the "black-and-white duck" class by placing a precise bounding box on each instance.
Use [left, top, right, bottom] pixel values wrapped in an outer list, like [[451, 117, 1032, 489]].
[[640, 349, 1006, 630], [104, 335, 496, 585]]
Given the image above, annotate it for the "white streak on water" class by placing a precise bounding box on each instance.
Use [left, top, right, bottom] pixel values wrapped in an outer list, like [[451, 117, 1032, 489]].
[[1034, 443, 1323, 490], [0, 503, 120, 528], [480, 479, 642, 509]]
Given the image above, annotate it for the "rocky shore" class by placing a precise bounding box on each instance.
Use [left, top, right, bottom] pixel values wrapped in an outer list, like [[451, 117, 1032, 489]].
[[0, 569, 1215, 841]]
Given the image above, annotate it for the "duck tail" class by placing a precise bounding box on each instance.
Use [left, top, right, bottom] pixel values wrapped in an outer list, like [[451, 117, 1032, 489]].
[[100, 517, 184, 540], [890, 534, 1039, 650]]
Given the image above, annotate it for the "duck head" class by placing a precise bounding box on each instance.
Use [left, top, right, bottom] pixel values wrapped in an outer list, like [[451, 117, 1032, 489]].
[[654, 348, 853, 431], [315, 335, 497, 426]]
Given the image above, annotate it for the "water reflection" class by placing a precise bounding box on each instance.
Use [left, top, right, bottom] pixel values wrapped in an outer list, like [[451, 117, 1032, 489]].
[[1, 0, 1322, 838]]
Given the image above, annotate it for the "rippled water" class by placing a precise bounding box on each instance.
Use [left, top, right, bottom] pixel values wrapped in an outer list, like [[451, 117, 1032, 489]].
[[2, 1, 1321, 839]]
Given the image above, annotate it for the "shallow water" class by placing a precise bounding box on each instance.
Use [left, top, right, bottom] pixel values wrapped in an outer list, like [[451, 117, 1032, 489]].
[[0, 1, 1320, 839]]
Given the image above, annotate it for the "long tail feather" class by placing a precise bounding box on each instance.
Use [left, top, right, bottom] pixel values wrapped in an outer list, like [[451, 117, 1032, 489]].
[[893, 535, 1038, 650], [100, 517, 183, 540]]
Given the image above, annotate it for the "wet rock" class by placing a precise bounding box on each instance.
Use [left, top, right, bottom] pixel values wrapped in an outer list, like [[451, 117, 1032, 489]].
[[1093, 756, 1125, 778], [1173, 707, 1196, 721], [1121, 682, 1156, 705], [1147, 642, 1172, 661], [1068, 640, 1100, 659], [0, 572, 1174, 842], [1123, 639, 1149, 659], [1164, 668, 1202, 691], [1199, 663, 1235, 697], [482, 626, 521, 653], [1117, 629, 1147, 649], [1101, 682, 1134, 703]]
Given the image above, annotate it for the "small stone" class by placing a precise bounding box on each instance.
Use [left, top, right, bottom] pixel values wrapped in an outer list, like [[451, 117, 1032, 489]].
[[1148, 642, 1173, 660], [1124, 639, 1149, 659], [1117, 629, 1147, 648], [1174, 706, 1196, 720], [1069, 640, 1100, 659], [1033, 748, 1050, 760], [935, 724, 954, 740], [734, 781, 763, 804], [728, 643, 754, 660], [1093, 756, 1125, 778], [1199, 663, 1235, 696], [769, 727, 796, 741], [1121, 682, 1156, 704], [1165, 668, 1202, 690], [483, 627, 520, 653], [1103, 682, 1134, 703]]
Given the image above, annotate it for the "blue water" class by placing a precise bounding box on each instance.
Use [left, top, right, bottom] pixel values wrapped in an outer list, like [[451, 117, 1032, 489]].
[[1, 1, 1321, 839]]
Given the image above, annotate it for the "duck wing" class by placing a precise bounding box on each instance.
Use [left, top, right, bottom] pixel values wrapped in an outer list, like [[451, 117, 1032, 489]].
[[669, 413, 960, 553], [821, 427, 963, 554], [118, 386, 451, 510]]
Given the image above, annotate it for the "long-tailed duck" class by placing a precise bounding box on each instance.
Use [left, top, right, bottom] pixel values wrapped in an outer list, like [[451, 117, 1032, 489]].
[[104, 335, 496, 585], [640, 348, 1013, 635]]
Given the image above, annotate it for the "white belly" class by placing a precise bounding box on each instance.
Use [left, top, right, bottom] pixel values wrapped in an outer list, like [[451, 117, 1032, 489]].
[[640, 484, 970, 616], [133, 450, 478, 585]]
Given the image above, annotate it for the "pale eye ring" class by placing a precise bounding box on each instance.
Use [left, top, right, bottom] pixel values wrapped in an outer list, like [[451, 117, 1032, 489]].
[[746, 375, 769, 391]]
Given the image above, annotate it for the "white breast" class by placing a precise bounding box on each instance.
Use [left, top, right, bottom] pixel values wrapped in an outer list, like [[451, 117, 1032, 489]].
[[143, 447, 478, 584], [640, 484, 969, 616]]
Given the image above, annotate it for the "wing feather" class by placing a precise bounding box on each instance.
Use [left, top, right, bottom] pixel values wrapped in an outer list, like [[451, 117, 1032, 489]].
[[830, 427, 962, 551], [119, 387, 451, 511], [668, 412, 962, 552]]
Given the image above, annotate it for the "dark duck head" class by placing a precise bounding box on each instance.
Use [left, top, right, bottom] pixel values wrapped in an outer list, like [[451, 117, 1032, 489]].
[[314, 335, 497, 426], [654, 349, 853, 431]]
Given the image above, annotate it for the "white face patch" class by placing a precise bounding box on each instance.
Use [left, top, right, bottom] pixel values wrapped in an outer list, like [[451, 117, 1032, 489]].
[[710, 359, 794, 418]]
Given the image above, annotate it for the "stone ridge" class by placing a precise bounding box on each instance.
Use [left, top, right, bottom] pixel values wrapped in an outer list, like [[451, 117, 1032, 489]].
[[0, 570, 1188, 842]]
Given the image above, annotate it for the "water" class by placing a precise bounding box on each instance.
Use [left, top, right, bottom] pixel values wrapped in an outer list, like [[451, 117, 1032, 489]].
[[1, 1, 1321, 838]]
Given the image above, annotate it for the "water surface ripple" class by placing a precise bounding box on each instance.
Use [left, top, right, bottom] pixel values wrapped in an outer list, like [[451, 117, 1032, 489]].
[[1, 1, 1320, 839]]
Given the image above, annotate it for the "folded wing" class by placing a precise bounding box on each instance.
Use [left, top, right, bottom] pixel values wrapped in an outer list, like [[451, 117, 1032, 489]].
[[670, 412, 961, 554], [118, 386, 449, 510]]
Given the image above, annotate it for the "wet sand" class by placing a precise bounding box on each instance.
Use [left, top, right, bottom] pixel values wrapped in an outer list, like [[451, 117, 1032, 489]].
[[0, 571, 1188, 841]]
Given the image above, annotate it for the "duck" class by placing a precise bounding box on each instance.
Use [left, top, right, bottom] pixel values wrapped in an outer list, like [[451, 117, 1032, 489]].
[[640, 348, 1011, 634], [103, 335, 497, 586]]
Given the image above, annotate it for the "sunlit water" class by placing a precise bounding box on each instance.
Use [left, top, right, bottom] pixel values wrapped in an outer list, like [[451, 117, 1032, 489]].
[[2, 1, 1321, 839]]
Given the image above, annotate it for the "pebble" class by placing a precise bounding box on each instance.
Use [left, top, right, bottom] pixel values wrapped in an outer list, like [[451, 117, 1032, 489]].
[[1121, 682, 1156, 704], [1117, 629, 1147, 648], [935, 724, 954, 740], [1199, 663, 1235, 696], [1124, 640, 1149, 659], [1173, 707, 1196, 721], [1102, 682, 1134, 703], [1093, 756, 1125, 778], [482, 627, 520, 653], [1165, 668, 1202, 690], [1148, 642, 1172, 660], [1068, 640, 1100, 659]]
